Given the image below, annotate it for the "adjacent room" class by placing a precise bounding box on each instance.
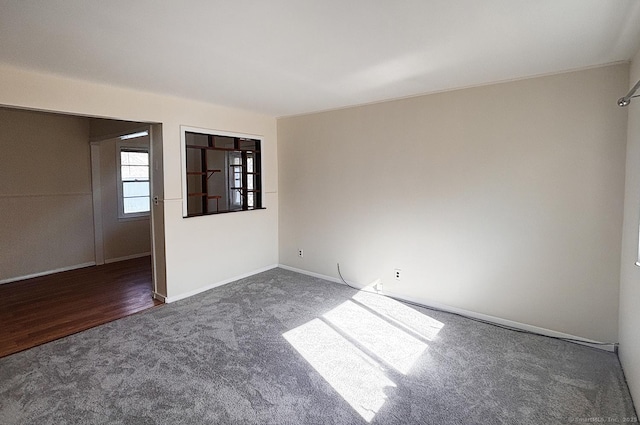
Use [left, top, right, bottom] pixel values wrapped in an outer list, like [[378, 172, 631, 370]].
[[0, 109, 163, 357], [1, 1, 639, 424]]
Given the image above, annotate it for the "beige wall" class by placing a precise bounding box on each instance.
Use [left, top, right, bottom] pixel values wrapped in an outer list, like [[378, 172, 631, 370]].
[[89, 118, 147, 141], [0, 64, 278, 300], [0, 108, 94, 281], [619, 47, 640, 406], [98, 136, 151, 261], [278, 64, 628, 342]]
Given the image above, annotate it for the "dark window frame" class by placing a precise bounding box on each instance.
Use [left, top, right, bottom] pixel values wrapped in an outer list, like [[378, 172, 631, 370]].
[[181, 127, 264, 218]]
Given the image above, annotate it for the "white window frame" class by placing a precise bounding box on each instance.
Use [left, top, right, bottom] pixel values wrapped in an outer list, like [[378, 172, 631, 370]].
[[636, 220, 640, 267], [117, 140, 150, 220]]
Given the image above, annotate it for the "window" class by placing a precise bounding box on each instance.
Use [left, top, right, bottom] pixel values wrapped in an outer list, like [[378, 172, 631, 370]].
[[181, 127, 263, 217], [117, 142, 150, 219]]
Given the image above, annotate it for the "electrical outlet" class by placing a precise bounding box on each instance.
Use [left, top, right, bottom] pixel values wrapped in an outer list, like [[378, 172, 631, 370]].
[[298, 249, 304, 258], [394, 268, 401, 280]]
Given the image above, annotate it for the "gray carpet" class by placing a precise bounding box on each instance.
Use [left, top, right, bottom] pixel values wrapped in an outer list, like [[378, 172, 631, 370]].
[[0, 268, 636, 424]]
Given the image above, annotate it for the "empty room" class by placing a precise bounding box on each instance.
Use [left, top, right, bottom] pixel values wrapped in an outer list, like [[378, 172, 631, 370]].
[[1, 1, 639, 424]]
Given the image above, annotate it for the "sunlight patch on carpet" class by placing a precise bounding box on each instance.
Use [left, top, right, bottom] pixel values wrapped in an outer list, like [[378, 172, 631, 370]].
[[283, 318, 395, 422], [323, 300, 428, 374], [352, 291, 444, 341], [283, 290, 444, 422]]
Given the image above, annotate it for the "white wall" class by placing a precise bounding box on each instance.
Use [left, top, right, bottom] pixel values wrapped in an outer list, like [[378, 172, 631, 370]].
[[619, 47, 640, 406], [0, 108, 94, 282], [0, 64, 278, 300], [278, 64, 628, 343]]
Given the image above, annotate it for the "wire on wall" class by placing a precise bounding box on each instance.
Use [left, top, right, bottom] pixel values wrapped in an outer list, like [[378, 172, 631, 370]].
[[336, 263, 618, 350]]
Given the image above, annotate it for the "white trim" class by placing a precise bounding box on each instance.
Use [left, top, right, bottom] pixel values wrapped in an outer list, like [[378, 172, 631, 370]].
[[165, 264, 279, 303], [383, 290, 617, 353], [637, 220, 640, 266], [278, 264, 343, 284], [0, 262, 96, 285], [116, 139, 151, 219], [120, 131, 149, 140], [89, 125, 150, 143], [276, 264, 617, 352], [180, 127, 188, 216], [90, 142, 104, 265], [104, 252, 151, 264]]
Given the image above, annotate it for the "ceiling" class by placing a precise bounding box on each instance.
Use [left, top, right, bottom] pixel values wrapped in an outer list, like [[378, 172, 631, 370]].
[[1, 0, 639, 117]]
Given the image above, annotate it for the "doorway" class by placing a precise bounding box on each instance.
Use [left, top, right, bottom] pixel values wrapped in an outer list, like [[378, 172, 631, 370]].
[[89, 120, 166, 299], [0, 107, 166, 356]]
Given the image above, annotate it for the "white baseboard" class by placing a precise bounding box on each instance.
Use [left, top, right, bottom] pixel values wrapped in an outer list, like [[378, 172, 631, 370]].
[[165, 263, 279, 303], [384, 290, 617, 352], [104, 252, 151, 264], [0, 262, 96, 285], [277, 264, 617, 353], [278, 264, 344, 284]]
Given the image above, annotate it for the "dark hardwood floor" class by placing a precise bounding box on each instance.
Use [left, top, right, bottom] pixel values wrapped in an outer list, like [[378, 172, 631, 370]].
[[0, 256, 162, 358]]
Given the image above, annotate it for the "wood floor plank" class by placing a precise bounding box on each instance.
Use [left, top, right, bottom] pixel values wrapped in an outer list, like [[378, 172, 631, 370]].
[[0, 256, 162, 358]]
